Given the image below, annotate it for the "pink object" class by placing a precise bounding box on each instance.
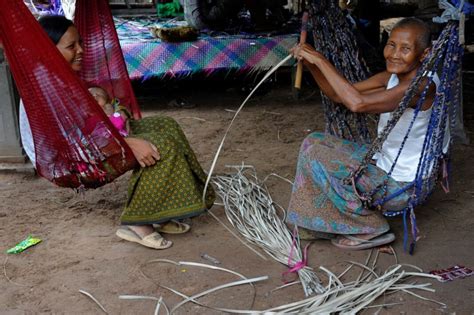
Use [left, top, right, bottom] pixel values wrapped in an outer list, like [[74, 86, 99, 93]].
[[109, 113, 128, 137], [282, 227, 309, 283], [429, 265, 473, 282]]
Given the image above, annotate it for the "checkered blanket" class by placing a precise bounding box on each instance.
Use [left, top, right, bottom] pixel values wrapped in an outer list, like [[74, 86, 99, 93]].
[[114, 17, 297, 80]]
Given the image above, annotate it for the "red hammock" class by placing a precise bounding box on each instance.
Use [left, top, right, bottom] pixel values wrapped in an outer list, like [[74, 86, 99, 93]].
[[75, 0, 141, 120], [0, 0, 139, 189]]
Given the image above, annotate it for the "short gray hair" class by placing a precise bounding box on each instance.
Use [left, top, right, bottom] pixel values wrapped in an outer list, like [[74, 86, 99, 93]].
[[392, 17, 431, 51]]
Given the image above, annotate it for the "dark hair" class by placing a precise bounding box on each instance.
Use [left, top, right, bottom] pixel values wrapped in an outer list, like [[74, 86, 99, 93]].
[[392, 17, 432, 51], [38, 15, 74, 45]]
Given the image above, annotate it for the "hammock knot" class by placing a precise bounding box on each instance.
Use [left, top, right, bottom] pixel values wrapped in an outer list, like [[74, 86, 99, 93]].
[[433, 0, 466, 23]]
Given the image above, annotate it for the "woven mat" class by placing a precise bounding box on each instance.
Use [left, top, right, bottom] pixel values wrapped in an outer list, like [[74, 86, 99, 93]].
[[114, 16, 297, 80]]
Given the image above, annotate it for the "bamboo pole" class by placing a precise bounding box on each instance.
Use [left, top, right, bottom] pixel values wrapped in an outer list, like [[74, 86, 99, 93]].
[[294, 12, 309, 90]]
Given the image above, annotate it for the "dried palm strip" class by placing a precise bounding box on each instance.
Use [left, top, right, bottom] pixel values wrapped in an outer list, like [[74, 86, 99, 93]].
[[156, 297, 168, 315], [266, 280, 301, 296], [272, 266, 440, 313], [259, 265, 444, 314], [119, 295, 169, 315], [78, 289, 108, 314], [3, 257, 31, 287], [139, 259, 267, 314], [212, 164, 325, 296], [171, 276, 268, 314], [132, 258, 444, 314], [262, 173, 293, 186], [200, 54, 296, 271], [178, 116, 206, 122], [202, 54, 293, 203]]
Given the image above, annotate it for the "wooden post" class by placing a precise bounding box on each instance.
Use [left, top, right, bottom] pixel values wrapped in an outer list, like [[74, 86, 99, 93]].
[[0, 49, 25, 163], [294, 12, 309, 90]]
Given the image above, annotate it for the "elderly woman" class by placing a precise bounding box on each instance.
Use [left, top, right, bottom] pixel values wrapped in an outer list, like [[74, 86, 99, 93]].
[[19, 15, 215, 250], [288, 18, 447, 250]]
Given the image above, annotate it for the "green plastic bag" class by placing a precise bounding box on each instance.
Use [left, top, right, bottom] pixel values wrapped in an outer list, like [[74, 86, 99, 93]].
[[6, 236, 42, 254]]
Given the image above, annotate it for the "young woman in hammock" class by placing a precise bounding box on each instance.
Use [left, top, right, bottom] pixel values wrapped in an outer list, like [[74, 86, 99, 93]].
[[288, 18, 447, 250], [19, 15, 215, 250]]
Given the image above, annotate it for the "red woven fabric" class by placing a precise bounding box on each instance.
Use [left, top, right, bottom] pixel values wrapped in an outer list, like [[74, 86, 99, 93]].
[[75, 0, 142, 120], [0, 0, 137, 189]]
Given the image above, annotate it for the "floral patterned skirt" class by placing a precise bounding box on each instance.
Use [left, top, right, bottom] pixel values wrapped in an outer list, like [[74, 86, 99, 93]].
[[287, 132, 410, 235]]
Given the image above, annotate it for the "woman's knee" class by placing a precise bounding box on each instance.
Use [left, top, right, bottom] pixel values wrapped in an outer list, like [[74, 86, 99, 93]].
[[157, 137, 182, 158], [155, 116, 183, 133], [139, 115, 176, 126], [301, 132, 325, 147], [132, 116, 183, 135]]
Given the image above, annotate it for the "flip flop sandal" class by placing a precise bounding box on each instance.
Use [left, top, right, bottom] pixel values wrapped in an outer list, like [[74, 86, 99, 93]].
[[155, 220, 191, 234], [331, 233, 395, 251], [116, 227, 172, 249]]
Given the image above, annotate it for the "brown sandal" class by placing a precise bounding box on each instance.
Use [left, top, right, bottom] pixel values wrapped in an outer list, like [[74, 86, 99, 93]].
[[155, 220, 191, 234]]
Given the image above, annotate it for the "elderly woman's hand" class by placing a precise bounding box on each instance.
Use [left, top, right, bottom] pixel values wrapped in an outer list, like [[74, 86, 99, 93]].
[[125, 137, 160, 168], [291, 43, 324, 66]]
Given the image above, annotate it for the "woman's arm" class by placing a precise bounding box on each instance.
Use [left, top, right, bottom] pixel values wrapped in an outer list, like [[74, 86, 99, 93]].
[[124, 137, 160, 168], [294, 44, 410, 114]]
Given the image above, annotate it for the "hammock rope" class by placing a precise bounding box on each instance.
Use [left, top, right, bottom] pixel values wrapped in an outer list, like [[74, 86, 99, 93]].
[[308, 0, 373, 143]]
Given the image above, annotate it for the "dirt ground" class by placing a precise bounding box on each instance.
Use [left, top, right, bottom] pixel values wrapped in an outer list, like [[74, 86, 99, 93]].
[[1, 76, 473, 314]]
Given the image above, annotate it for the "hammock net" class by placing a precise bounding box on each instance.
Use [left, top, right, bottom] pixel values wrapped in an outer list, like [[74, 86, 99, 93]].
[[0, 0, 138, 189]]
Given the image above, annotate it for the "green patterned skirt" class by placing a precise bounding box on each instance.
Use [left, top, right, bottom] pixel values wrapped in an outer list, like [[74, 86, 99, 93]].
[[120, 116, 215, 225]]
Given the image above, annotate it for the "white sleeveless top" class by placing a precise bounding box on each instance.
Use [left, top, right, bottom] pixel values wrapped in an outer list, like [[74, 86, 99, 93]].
[[374, 74, 449, 182]]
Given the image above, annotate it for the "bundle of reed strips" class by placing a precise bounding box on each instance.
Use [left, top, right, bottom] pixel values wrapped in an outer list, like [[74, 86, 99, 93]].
[[212, 164, 325, 296]]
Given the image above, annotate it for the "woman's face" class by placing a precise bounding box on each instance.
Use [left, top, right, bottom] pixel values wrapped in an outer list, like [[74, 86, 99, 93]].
[[56, 26, 83, 72], [383, 27, 427, 76]]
